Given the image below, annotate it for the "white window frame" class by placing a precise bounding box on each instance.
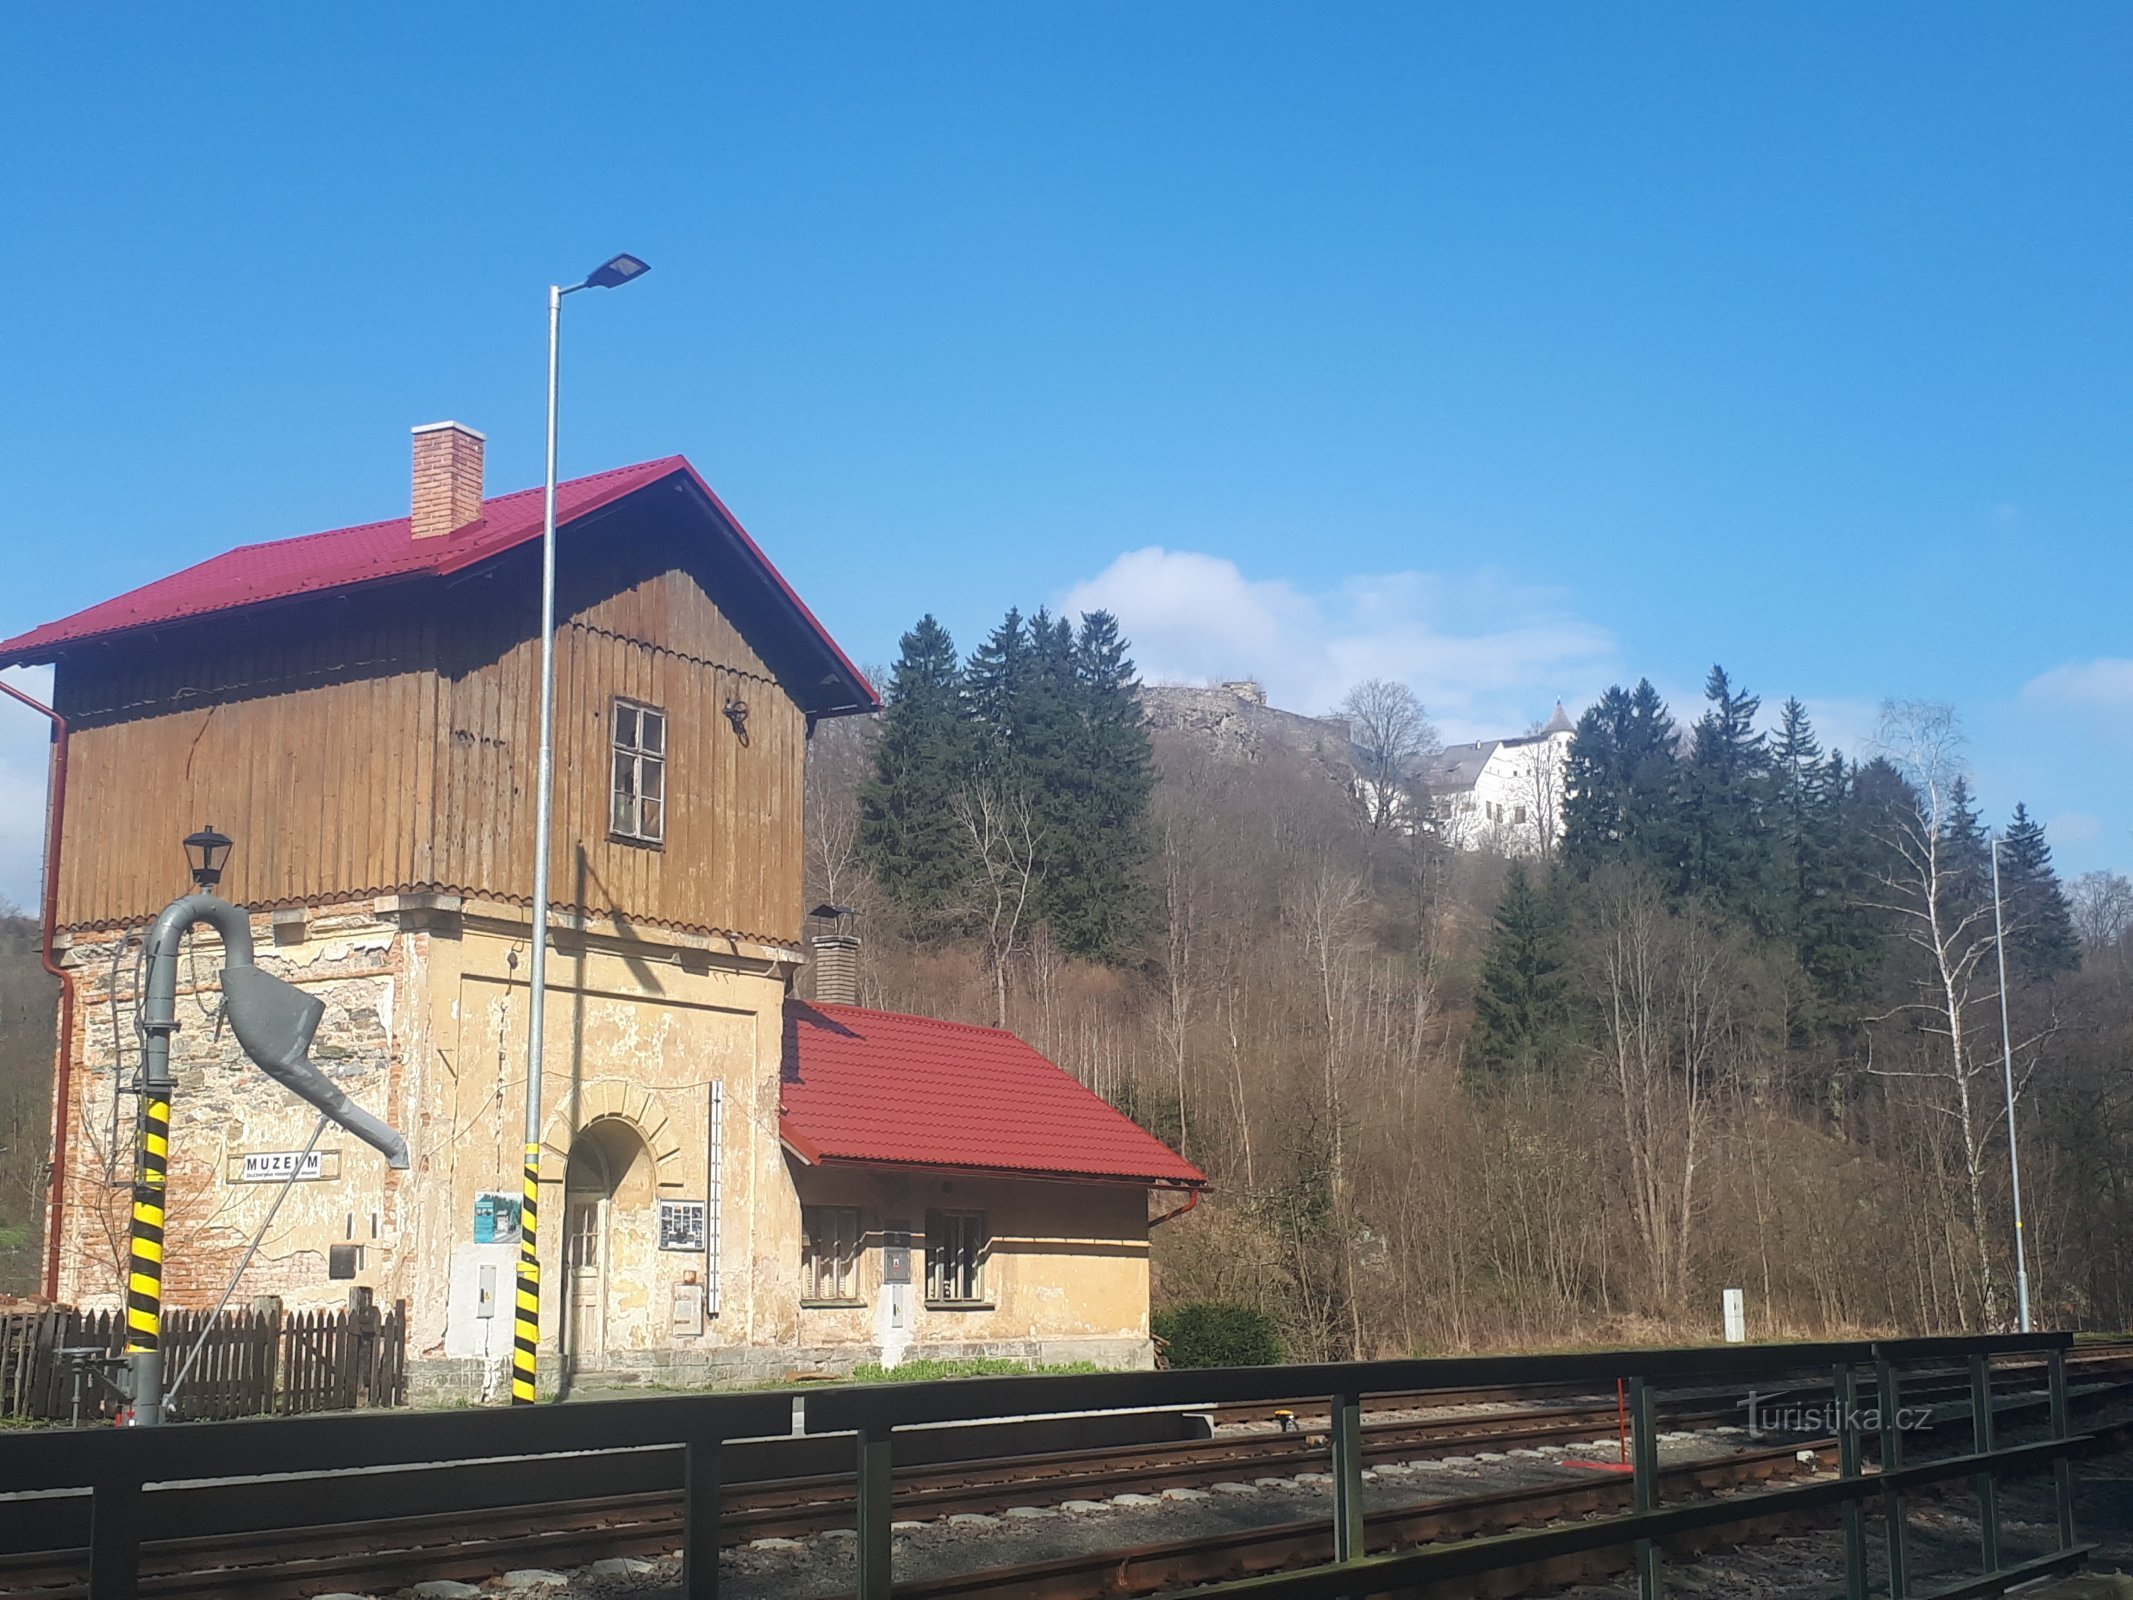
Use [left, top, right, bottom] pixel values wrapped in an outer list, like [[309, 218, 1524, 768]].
[[611, 699, 667, 845], [925, 1210, 988, 1306], [801, 1205, 862, 1304]]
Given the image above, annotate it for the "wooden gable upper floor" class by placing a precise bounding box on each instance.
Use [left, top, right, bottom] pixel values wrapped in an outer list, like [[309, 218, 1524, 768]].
[[36, 469, 872, 945]]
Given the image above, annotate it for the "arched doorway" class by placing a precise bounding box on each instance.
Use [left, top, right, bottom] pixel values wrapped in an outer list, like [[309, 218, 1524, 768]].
[[563, 1117, 653, 1367]]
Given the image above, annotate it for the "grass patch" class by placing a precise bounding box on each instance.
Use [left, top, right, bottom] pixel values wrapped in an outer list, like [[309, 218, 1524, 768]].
[[845, 1357, 1103, 1384]]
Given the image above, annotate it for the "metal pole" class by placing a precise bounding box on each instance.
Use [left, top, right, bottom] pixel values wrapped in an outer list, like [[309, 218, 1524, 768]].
[[1878, 1357, 1909, 1600], [514, 281, 568, 1407], [1991, 839, 2032, 1333], [1330, 1390, 1365, 1563], [1969, 1353, 2000, 1573], [1629, 1375, 1661, 1600], [2048, 1348, 2076, 1550], [857, 1423, 894, 1600], [1833, 1363, 1867, 1600]]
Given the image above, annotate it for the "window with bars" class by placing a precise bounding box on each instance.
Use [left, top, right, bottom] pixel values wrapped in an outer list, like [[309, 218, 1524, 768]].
[[611, 700, 666, 844], [925, 1211, 987, 1305], [801, 1205, 862, 1303]]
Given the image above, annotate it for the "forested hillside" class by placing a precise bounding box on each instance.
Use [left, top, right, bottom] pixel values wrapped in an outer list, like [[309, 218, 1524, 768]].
[[814, 615, 2133, 1356], [0, 906, 54, 1297]]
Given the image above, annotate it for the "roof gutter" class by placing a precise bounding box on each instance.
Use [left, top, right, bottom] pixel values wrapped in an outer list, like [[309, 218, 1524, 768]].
[[780, 1147, 1207, 1192], [1148, 1188, 1201, 1228], [0, 678, 72, 1301]]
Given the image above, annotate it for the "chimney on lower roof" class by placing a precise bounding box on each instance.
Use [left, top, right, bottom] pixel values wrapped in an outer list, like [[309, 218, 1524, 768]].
[[411, 422, 486, 539], [811, 932, 861, 1006]]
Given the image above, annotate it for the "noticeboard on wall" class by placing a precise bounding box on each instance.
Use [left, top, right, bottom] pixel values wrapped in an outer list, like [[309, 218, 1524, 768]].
[[659, 1200, 707, 1253]]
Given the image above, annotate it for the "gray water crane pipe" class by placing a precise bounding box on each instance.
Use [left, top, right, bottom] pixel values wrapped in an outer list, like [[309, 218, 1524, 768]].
[[125, 893, 409, 1424]]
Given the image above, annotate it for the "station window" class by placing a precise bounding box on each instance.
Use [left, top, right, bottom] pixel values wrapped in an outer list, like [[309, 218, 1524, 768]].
[[611, 700, 667, 845], [801, 1205, 862, 1304], [925, 1211, 988, 1306]]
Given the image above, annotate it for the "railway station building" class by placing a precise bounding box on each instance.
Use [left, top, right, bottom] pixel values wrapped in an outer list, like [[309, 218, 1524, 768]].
[[0, 424, 1204, 1399]]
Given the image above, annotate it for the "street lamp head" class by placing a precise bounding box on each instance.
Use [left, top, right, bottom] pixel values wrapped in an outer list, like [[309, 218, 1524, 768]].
[[183, 825, 233, 892], [584, 253, 651, 290]]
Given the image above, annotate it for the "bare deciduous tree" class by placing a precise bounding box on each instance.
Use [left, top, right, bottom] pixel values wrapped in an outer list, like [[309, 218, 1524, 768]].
[[1863, 701, 2051, 1329], [952, 782, 1044, 1029], [2071, 871, 2133, 960], [1340, 679, 1438, 835], [1584, 867, 1759, 1310]]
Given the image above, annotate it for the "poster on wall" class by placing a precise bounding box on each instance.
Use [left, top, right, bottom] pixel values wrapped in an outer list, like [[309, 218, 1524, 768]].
[[659, 1200, 707, 1253], [474, 1191, 523, 1244]]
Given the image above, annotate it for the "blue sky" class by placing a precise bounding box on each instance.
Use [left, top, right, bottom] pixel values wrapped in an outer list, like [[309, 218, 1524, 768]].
[[3, 4, 2131, 905]]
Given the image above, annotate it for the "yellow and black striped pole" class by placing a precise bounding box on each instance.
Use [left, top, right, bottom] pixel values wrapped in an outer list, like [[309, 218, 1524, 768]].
[[124, 1091, 171, 1419], [511, 1141, 541, 1403]]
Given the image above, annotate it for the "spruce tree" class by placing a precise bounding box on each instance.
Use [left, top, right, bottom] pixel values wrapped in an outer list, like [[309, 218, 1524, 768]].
[[1938, 776, 1992, 929], [1799, 749, 1885, 1006], [1562, 679, 1684, 880], [1999, 803, 2080, 979], [1769, 697, 1823, 941], [1466, 864, 1572, 1083], [1053, 610, 1155, 961], [957, 606, 1157, 963], [964, 608, 1032, 751], [1684, 666, 1776, 926], [856, 616, 971, 927]]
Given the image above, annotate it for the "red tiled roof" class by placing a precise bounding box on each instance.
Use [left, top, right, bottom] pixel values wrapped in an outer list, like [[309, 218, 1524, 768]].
[[0, 456, 877, 716], [781, 1001, 1206, 1189]]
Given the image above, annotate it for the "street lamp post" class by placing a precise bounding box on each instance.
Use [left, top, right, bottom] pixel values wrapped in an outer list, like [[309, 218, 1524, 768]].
[[514, 252, 650, 1407], [1990, 836, 2033, 1333]]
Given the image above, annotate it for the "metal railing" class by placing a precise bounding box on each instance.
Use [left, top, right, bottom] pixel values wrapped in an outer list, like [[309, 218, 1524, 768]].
[[0, 1331, 2095, 1600]]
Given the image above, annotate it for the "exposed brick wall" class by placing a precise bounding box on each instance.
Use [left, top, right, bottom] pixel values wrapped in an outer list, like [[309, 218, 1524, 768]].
[[410, 422, 484, 539], [55, 903, 408, 1314]]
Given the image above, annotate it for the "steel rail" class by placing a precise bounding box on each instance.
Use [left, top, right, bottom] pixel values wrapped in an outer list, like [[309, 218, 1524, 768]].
[[3, 1358, 2126, 1600]]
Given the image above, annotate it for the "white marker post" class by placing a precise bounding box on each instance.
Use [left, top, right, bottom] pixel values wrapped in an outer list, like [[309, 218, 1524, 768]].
[[1723, 1288, 1747, 1343]]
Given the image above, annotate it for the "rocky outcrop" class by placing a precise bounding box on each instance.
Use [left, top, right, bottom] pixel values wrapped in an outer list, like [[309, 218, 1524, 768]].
[[1139, 683, 1355, 775]]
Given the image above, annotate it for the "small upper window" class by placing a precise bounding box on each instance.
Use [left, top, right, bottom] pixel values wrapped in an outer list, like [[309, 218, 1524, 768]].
[[611, 700, 666, 844]]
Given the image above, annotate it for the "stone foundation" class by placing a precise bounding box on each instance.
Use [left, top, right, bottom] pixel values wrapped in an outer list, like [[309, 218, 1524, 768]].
[[408, 1336, 1154, 1405]]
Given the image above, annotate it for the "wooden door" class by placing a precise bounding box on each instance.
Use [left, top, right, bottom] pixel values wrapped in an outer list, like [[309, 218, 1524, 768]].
[[566, 1196, 606, 1363]]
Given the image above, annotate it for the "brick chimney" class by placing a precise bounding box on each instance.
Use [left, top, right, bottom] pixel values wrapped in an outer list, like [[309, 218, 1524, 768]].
[[410, 422, 486, 539], [811, 932, 861, 1006]]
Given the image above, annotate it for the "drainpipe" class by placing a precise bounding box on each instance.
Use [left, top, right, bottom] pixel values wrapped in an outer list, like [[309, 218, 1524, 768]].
[[1148, 1188, 1201, 1228], [0, 679, 73, 1304]]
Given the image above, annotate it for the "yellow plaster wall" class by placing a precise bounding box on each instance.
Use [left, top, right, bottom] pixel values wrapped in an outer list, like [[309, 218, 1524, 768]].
[[418, 920, 793, 1362], [790, 1165, 1152, 1352]]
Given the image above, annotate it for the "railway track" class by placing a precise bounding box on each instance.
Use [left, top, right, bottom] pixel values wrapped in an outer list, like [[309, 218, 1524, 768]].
[[5, 1346, 2129, 1600]]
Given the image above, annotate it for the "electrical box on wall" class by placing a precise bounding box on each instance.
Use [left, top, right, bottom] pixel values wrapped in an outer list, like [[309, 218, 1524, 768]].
[[476, 1264, 497, 1319], [672, 1282, 706, 1337]]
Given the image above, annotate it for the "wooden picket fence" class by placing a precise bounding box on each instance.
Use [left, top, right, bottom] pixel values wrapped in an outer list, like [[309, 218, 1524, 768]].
[[0, 1296, 407, 1423]]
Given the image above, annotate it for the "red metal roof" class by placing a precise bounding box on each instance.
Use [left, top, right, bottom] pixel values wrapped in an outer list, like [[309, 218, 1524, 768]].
[[781, 1001, 1206, 1189], [0, 456, 877, 715]]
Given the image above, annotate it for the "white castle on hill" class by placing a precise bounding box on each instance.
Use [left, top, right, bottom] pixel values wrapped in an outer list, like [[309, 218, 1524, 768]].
[[1141, 680, 1578, 858], [1425, 702, 1577, 856]]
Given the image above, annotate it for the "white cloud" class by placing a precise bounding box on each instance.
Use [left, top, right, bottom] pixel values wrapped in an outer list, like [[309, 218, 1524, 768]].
[[2049, 810, 2102, 845], [2023, 658, 2133, 714], [0, 666, 56, 915], [1796, 696, 1883, 764], [1058, 548, 1617, 741]]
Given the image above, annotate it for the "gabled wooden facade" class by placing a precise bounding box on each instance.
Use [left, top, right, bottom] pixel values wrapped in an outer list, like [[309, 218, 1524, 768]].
[[49, 488, 822, 945]]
